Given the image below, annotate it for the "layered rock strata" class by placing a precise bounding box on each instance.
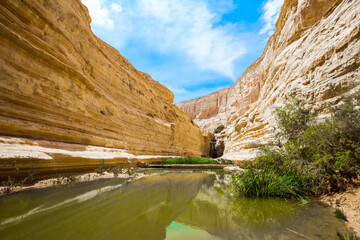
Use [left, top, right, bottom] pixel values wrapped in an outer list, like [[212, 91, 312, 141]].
[[178, 0, 360, 161], [0, 0, 210, 178]]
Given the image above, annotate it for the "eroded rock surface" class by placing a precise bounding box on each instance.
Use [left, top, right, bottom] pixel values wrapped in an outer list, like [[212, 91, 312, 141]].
[[177, 0, 360, 161], [0, 0, 209, 178]]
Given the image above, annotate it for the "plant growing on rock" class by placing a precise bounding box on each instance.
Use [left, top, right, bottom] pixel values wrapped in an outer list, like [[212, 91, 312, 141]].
[[1, 165, 37, 194], [95, 160, 106, 174], [107, 166, 123, 177], [248, 115, 255, 123], [2, 176, 16, 194], [12, 160, 19, 174], [214, 124, 225, 134], [22, 165, 36, 184]]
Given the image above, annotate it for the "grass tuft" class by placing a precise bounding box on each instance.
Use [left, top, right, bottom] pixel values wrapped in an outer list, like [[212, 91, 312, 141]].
[[230, 167, 304, 199], [335, 208, 348, 221], [337, 231, 360, 240]]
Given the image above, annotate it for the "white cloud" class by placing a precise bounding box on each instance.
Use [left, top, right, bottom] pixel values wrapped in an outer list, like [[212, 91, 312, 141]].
[[137, 0, 246, 79], [83, 0, 246, 79], [111, 3, 123, 13], [260, 0, 284, 35], [82, 0, 114, 29]]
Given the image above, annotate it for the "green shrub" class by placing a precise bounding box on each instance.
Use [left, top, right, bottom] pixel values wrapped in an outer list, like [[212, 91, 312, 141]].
[[230, 166, 304, 198], [214, 124, 225, 134], [230, 90, 360, 198], [164, 158, 218, 164], [335, 208, 348, 221]]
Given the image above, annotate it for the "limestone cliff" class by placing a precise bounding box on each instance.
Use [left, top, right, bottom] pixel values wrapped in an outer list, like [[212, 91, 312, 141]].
[[177, 0, 360, 161], [0, 0, 209, 178]]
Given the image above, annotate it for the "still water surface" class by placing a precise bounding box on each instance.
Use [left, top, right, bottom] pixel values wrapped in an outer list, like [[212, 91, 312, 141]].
[[0, 172, 348, 239]]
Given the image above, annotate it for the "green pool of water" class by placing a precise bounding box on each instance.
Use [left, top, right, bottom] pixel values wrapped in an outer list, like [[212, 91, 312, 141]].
[[166, 222, 220, 240], [0, 172, 349, 239]]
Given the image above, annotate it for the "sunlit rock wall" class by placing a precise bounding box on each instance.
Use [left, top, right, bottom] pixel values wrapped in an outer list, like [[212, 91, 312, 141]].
[[177, 0, 360, 161], [0, 0, 210, 178]]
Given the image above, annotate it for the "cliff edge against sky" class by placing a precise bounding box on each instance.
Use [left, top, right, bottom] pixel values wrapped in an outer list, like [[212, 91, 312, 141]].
[[0, 0, 210, 178], [177, 0, 360, 161]]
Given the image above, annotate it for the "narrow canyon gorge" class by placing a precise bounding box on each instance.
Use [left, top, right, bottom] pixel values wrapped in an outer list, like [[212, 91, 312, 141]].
[[0, 0, 359, 178], [1, 0, 360, 237]]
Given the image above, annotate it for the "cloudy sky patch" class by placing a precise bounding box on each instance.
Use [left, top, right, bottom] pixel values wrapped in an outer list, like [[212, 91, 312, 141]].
[[82, 0, 284, 102]]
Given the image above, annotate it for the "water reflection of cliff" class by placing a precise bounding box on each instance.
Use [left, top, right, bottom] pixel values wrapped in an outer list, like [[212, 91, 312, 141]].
[[0, 173, 212, 240], [0, 172, 348, 240], [175, 174, 348, 240]]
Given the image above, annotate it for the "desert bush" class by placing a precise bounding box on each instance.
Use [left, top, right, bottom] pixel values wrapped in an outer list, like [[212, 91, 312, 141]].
[[273, 97, 314, 141], [330, 90, 360, 143], [214, 124, 225, 134]]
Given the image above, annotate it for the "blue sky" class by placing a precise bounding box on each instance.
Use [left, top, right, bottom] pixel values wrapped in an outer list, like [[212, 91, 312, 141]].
[[82, 0, 284, 103]]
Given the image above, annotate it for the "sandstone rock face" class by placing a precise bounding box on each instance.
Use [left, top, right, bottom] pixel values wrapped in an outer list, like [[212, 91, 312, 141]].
[[178, 0, 360, 161], [0, 0, 209, 178]]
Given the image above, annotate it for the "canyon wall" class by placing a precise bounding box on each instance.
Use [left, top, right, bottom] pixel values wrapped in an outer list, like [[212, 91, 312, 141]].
[[0, 0, 210, 178], [177, 0, 360, 161]]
